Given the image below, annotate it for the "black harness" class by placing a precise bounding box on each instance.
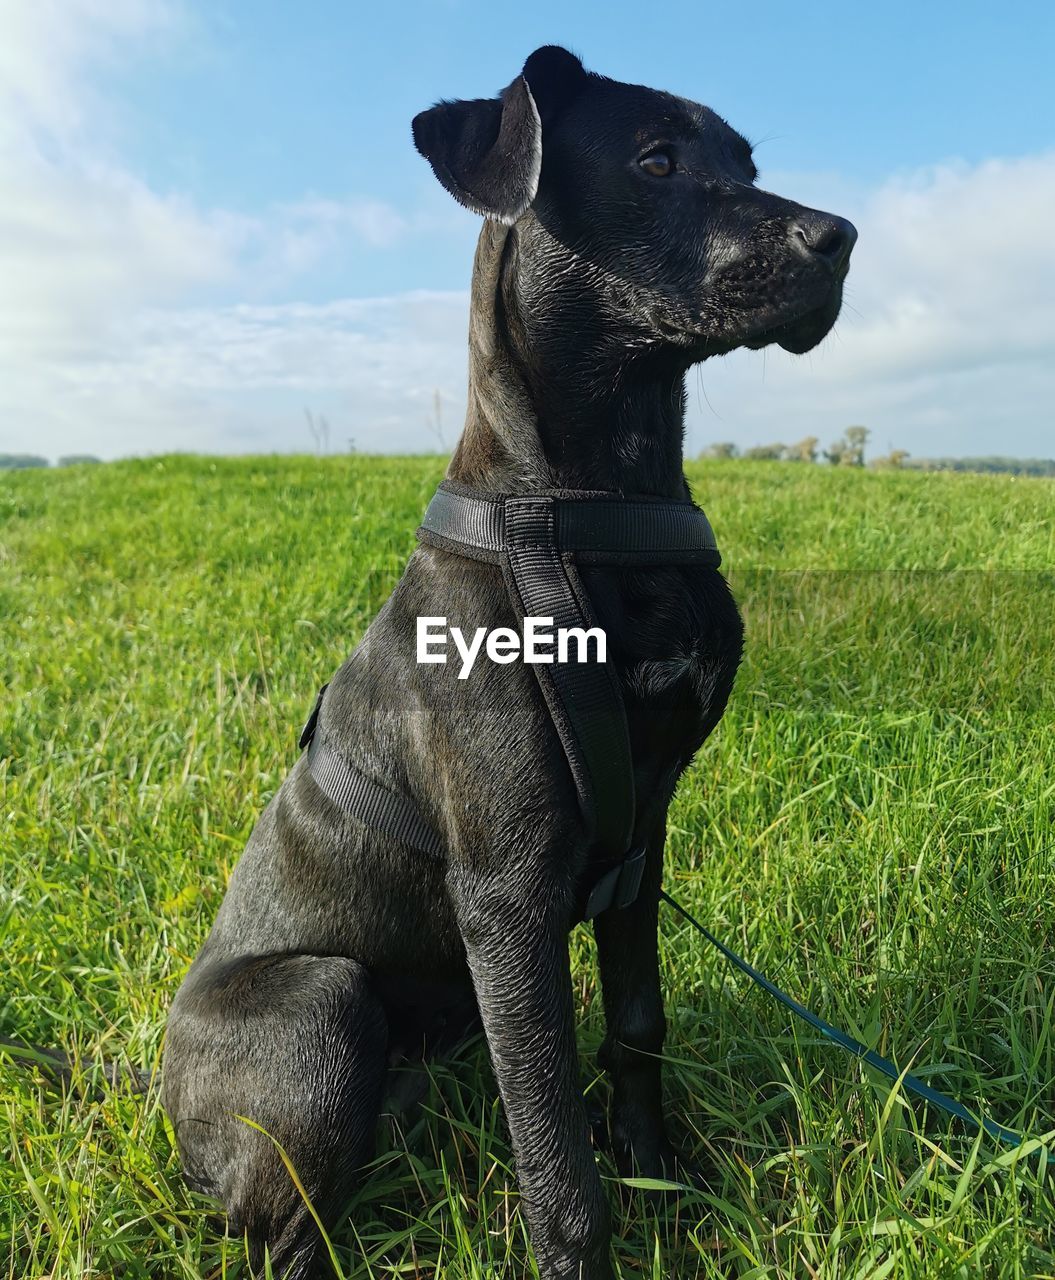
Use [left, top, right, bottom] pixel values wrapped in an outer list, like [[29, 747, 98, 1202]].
[[298, 480, 722, 920]]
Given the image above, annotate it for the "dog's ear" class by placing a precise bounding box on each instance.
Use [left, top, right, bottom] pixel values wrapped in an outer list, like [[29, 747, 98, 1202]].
[[411, 45, 587, 224], [521, 45, 587, 123], [411, 79, 540, 223]]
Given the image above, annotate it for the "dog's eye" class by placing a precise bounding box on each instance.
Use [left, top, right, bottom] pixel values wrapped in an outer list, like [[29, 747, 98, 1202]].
[[639, 150, 674, 178]]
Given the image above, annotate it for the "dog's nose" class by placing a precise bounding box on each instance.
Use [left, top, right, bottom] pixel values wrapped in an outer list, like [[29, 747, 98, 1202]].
[[789, 213, 857, 271]]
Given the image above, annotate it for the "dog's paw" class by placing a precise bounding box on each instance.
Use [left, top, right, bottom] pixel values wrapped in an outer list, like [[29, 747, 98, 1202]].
[[613, 1130, 709, 1195]]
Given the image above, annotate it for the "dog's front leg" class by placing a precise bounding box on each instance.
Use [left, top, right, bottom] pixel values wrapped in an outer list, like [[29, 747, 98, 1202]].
[[594, 825, 678, 1179], [453, 872, 614, 1280]]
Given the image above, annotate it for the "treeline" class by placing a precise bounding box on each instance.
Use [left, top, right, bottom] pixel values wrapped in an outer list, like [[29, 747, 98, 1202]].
[[901, 456, 1055, 477], [4, 446, 1052, 478], [700, 429, 1055, 476], [702, 427, 882, 467], [0, 454, 101, 469]]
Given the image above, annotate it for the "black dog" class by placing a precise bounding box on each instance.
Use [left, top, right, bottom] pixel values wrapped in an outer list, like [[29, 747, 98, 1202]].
[[161, 46, 855, 1280]]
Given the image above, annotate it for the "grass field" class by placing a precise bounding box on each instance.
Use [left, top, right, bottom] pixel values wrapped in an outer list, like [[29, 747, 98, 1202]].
[[2, 454, 1054, 1280]]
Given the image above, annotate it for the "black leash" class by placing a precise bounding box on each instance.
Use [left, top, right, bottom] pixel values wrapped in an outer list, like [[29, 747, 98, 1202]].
[[659, 889, 1025, 1146]]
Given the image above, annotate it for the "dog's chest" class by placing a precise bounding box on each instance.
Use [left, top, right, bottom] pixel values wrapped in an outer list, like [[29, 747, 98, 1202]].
[[583, 564, 742, 765]]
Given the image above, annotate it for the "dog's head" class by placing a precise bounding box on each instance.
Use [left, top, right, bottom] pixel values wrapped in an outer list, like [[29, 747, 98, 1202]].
[[413, 46, 855, 361]]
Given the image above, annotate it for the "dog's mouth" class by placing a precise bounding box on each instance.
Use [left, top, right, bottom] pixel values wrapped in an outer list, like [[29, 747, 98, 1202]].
[[663, 274, 848, 359], [741, 287, 845, 354]]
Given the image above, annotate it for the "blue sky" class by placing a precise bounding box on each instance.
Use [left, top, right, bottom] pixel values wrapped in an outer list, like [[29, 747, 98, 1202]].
[[2, 0, 1054, 460], [115, 1, 1055, 301]]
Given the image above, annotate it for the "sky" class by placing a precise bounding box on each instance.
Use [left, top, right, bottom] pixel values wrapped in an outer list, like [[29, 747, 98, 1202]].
[[2, 0, 1054, 462]]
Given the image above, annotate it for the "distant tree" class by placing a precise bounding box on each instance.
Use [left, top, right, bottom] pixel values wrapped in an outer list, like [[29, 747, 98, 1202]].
[[787, 436, 819, 463], [304, 408, 330, 454], [58, 454, 101, 466], [825, 426, 869, 467], [0, 454, 49, 469], [844, 426, 870, 465], [823, 439, 848, 466], [700, 441, 739, 459], [744, 443, 786, 460], [869, 449, 910, 470]]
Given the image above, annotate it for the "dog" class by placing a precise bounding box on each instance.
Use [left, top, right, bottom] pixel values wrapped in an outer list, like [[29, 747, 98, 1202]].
[[161, 45, 856, 1280]]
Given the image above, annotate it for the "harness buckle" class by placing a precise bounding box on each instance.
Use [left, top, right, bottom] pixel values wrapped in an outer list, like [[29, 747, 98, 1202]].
[[582, 846, 647, 920], [613, 845, 646, 909]]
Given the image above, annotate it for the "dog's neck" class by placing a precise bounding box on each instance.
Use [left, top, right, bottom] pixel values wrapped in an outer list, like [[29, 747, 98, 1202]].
[[447, 221, 691, 500]]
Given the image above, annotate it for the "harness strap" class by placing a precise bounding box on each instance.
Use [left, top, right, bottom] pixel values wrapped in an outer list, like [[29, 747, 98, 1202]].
[[417, 481, 722, 566], [301, 687, 444, 861], [301, 482, 723, 919], [501, 496, 636, 857]]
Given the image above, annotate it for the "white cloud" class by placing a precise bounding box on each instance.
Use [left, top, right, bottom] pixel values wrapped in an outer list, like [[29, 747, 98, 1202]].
[[828, 154, 1054, 379], [0, 3, 1052, 463], [24, 294, 472, 457], [0, 0, 427, 457], [0, 0, 236, 363]]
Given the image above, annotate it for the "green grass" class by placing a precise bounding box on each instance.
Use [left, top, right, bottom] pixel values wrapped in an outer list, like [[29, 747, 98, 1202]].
[[2, 454, 1054, 1279]]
